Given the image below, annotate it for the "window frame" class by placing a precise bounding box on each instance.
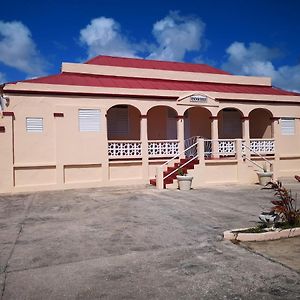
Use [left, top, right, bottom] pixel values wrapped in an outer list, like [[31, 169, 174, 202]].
[[78, 109, 101, 132], [281, 117, 295, 136], [26, 117, 44, 133]]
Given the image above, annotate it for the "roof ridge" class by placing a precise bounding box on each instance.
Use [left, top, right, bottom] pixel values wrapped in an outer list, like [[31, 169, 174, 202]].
[[86, 55, 214, 67]]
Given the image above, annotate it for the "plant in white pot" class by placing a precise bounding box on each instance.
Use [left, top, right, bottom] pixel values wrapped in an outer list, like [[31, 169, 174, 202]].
[[257, 162, 273, 186], [176, 167, 193, 190]]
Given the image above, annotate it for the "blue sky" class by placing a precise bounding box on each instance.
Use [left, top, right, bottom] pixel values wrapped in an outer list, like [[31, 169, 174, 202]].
[[0, 0, 299, 91]]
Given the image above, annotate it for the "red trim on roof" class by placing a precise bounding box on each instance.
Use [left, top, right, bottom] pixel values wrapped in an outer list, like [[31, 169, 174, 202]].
[[85, 55, 230, 75], [20, 72, 299, 96]]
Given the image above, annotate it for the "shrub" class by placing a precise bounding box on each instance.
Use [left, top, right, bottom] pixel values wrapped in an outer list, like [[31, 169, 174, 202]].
[[267, 181, 300, 226]]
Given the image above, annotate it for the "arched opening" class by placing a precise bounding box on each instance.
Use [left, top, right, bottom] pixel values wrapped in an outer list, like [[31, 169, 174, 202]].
[[107, 104, 141, 140], [218, 108, 243, 139], [184, 107, 212, 139], [249, 108, 273, 138], [147, 106, 178, 140]]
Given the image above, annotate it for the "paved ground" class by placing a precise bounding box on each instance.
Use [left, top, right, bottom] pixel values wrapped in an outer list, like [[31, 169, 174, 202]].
[[0, 183, 300, 300], [243, 237, 300, 272]]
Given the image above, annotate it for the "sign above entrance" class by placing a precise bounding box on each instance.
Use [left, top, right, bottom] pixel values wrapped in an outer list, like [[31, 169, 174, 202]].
[[190, 95, 207, 103], [177, 92, 219, 108]]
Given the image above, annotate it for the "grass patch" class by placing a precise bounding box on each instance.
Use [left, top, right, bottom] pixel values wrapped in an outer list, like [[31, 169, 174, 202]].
[[232, 222, 300, 234], [274, 222, 300, 230], [233, 224, 268, 234]]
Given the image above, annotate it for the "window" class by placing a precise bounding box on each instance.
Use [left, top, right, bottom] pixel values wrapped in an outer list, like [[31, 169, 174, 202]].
[[26, 117, 43, 133], [79, 109, 100, 132], [107, 106, 129, 136], [281, 118, 295, 135]]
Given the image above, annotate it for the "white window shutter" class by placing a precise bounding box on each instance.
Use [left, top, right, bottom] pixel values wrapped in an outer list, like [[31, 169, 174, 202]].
[[79, 109, 100, 132], [26, 118, 43, 133], [281, 118, 295, 135]]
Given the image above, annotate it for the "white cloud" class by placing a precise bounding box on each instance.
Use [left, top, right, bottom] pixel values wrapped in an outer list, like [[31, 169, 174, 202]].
[[80, 17, 139, 58], [147, 11, 205, 61], [223, 42, 300, 92], [275, 64, 300, 92], [0, 21, 47, 76], [80, 12, 206, 62], [0, 72, 6, 84]]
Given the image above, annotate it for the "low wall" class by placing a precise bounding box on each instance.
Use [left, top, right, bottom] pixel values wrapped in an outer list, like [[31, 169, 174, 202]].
[[279, 156, 300, 177], [2, 154, 300, 194]]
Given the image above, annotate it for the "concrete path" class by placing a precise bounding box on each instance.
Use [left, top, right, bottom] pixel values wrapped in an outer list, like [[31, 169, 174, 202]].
[[0, 184, 299, 299]]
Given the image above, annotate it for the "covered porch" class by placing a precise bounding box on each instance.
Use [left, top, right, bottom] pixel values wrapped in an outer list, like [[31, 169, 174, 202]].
[[106, 104, 276, 161]]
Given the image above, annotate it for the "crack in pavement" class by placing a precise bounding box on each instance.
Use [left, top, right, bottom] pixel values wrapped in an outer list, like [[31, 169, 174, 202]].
[[0, 195, 34, 300]]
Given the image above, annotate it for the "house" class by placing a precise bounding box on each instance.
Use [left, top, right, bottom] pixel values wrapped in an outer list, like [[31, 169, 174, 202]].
[[1, 55, 300, 193]]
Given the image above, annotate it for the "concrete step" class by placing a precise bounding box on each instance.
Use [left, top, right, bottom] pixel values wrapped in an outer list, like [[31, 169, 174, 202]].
[[150, 158, 200, 189]]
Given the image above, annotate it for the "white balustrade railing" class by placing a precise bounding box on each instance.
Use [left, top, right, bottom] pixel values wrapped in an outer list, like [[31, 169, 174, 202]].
[[108, 141, 142, 158], [242, 139, 275, 155], [218, 139, 236, 156], [250, 139, 275, 154], [204, 139, 236, 156], [148, 140, 179, 157], [108, 138, 275, 159]]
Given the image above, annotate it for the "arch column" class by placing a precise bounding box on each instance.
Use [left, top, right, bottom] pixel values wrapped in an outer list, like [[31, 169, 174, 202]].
[[177, 115, 185, 157], [242, 117, 250, 140], [102, 108, 109, 184], [242, 116, 250, 158], [140, 115, 149, 179], [210, 116, 219, 158], [271, 117, 280, 177]]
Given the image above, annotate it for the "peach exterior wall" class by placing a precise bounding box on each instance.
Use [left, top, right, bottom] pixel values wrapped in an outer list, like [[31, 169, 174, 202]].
[[1, 92, 300, 193]]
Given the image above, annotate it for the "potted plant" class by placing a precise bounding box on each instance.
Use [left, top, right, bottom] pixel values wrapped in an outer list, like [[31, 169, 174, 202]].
[[257, 162, 273, 186], [176, 167, 193, 191]]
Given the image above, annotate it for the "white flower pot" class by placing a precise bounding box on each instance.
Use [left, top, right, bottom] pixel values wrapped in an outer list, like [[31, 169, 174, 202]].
[[176, 175, 193, 190], [257, 172, 273, 186]]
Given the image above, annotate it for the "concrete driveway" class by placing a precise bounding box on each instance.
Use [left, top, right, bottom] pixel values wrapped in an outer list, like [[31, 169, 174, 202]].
[[0, 184, 299, 299]]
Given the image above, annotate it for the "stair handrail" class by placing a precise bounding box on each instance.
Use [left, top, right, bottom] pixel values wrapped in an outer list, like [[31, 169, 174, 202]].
[[242, 143, 273, 170], [161, 139, 199, 168], [243, 156, 265, 171], [163, 155, 198, 180]]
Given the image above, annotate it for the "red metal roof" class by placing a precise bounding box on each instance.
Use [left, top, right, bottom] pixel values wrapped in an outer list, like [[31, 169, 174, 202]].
[[22, 72, 299, 96], [85, 55, 231, 75]]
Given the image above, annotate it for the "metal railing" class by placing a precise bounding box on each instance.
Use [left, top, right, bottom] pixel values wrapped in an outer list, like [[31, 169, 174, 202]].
[[242, 143, 273, 172], [159, 139, 200, 183]]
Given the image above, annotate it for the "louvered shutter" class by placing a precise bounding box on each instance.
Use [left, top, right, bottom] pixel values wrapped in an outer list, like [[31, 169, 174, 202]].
[[26, 118, 43, 133], [108, 107, 128, 136], [281, 118, 295, 135], [79, 109, 100, 132]]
